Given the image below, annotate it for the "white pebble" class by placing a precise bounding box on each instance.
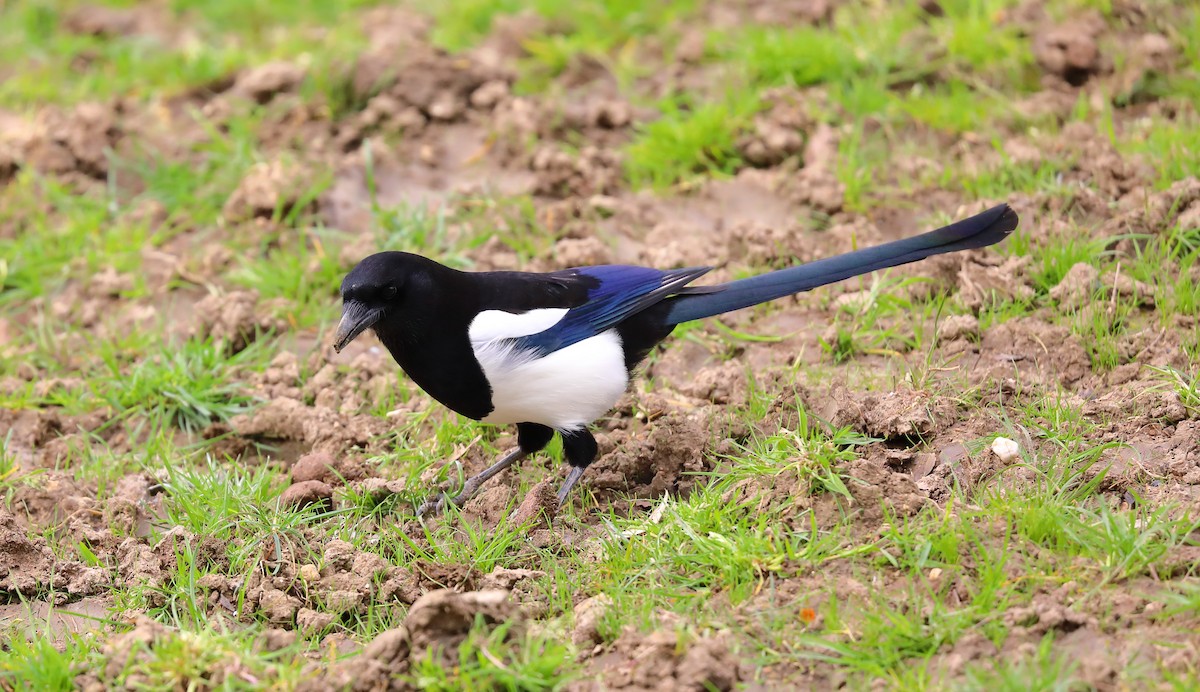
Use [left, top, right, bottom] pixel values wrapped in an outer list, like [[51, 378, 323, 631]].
[[991, 437, 1020, 462]]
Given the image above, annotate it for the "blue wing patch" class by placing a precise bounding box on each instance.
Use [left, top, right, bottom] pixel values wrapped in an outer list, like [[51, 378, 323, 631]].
[[511, 265, 712, 355]]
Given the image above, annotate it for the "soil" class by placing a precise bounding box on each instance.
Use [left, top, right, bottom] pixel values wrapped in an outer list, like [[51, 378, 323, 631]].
[[2, 0, 1199, 688]]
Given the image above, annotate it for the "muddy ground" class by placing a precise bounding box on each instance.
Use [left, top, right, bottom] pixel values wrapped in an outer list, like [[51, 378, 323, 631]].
[[1, 0, 1199, 689]]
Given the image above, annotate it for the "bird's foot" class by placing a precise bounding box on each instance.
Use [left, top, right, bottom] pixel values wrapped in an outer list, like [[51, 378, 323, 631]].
[[414, 473, 493, 518], [414, 447, 528, 520], [414, 493, 450, 518]]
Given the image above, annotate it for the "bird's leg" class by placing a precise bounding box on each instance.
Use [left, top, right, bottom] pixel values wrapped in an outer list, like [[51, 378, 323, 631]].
[[556, 466, 587, 506], [555, 429, 598, 508], [417, 423, 555, 518], [416, 447, 526, 517]]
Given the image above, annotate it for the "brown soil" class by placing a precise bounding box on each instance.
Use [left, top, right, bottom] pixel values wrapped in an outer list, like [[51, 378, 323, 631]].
[[3, 0, 1199, 688]]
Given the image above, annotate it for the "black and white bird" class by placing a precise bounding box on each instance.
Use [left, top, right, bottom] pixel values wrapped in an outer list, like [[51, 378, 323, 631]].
[[333, 203, 1019, 515]]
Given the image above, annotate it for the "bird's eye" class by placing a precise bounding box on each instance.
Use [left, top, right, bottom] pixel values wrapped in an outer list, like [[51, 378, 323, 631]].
[[382, 285, 398, 300]]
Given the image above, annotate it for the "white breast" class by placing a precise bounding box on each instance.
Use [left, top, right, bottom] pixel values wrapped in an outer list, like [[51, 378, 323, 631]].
[[468, 309, 629, 431]]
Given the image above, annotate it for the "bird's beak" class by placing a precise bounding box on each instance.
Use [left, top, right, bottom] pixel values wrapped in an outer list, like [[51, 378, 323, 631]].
[[333, 301, 382, 353]]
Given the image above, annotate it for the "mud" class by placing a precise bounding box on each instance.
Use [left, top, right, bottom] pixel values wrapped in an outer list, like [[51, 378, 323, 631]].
[[299, 589, 516, 691], [575, 628, 742, 691], [3, 0, 1199, 688]]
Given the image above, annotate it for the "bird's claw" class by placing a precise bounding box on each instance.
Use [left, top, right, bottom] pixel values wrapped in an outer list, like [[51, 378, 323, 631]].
[[415, 493, 449, 518]]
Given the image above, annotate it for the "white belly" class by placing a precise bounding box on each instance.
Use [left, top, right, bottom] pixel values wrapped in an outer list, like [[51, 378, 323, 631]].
[[468, 309, 629, 431]]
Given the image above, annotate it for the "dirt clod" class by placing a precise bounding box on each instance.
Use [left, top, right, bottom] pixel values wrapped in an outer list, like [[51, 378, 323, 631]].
[[937, 314, 980, 343], [291, 450, 366, 485], [280, 480, 334, 509], [584, 628, 741, 691], [223, 159, 318, 221], [508, 479, 558, 527], [572, 593, 613, 647], [1033, 16, 1107, 86], [191, 289, 286, 355], [232, 61, 307, 103]]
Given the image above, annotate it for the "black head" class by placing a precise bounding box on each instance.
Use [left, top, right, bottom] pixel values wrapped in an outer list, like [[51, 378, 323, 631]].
[[333, 251, 425, 352]]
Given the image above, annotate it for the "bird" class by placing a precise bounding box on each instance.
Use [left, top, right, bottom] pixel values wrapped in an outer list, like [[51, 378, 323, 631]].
[[332, 203, 1019, 516]]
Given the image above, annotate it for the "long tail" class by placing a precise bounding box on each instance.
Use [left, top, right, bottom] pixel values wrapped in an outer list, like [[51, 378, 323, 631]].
[[664, 203, 1019, 324]]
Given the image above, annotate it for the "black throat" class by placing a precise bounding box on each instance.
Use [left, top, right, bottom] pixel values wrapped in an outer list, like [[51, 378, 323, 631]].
[[369, 264, 495, 421]]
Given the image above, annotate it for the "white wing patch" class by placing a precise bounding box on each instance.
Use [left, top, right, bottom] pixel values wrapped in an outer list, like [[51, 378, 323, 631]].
[[468, 309, 628, 431]]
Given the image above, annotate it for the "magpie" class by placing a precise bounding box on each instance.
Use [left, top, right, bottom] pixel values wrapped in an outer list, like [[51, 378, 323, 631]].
[[333, 203, 1019, 516]]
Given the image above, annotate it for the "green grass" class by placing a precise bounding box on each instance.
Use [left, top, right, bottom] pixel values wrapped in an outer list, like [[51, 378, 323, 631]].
[[624, 98, 754, 189], [407, 619, 578, 690], [0, 0, 381, 107], [3, 0, 1200, 688]]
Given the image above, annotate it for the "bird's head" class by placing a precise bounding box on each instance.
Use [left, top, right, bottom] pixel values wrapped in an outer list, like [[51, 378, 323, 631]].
[[333, 252, 417, 353]]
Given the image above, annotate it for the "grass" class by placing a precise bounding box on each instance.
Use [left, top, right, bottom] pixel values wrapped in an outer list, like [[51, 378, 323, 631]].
[[2, 0, 1199, 688]]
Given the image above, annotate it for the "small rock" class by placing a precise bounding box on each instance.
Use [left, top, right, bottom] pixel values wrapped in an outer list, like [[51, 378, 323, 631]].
[[991, 437, 1020, 463], [280, 480, 333, 509]]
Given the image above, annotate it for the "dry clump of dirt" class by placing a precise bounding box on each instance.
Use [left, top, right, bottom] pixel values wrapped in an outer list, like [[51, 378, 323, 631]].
[[1081, 415, 1195, 497], [936, 314, 980, 344], [507, 479, 560, 527], [744, 0, 838, 26], [779, 122, 844, 214], [915, 246, 1036, 311], [228, 396, 394, 455], [290, 450, 368, 486], [338, 31, 513, 151], [278, 450, 371, 509], [116, 527, 228, 606], [252, 348, 404, 416], [675, 361, 752, 407], [0, 409, 115, 469], [802, 384, 960, 443], [300, 589, 516, 691], [531, 145, 624, 199], [736, 87, 811, 167], [975, 317, 1093, 388], [230, 61, 308, 105], [8, 471, 150, 551], [574, 628, 742, 691], [62, 4, 169, 39], [39, 266, 154, 333], [213, 539, 422, 633], [1032, 13, 1109, 87], [1049, 261, 1155, 310], [4, 102, 123, 183], [588, 405, 716, 501], [1057, 122, 1153, 199], [190, 289, 287, 355], [78, 615, 280, 690], [935, 591, 1199, 689], [0, 508, 108, 601], [726, 218, 813, 269], [552, 236, 616, 268], [1107, 176, 1200, 238], [223, 159, 321, 221]]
